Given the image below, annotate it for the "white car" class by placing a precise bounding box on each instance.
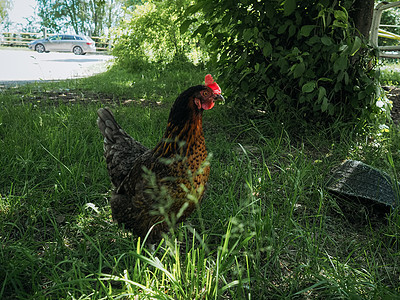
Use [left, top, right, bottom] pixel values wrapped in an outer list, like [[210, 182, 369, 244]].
[[28, 34, 96, 55]]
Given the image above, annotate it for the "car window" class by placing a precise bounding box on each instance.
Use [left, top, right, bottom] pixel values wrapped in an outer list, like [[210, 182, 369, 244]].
[[49, 35, 61, 41], [75, 36, 83, 40], [62, 35, 76, 40]]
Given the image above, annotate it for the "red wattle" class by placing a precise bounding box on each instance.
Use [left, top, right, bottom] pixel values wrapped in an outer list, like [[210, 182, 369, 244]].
[[202, 100, 215, 110]]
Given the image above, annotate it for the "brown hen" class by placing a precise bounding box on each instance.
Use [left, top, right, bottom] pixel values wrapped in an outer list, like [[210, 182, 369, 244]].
[[97, 75, 223, 242]]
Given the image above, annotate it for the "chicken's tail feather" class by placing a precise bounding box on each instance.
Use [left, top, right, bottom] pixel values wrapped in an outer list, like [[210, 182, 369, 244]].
[[97, 107, 122, 143], [97, 107, 148, 187]]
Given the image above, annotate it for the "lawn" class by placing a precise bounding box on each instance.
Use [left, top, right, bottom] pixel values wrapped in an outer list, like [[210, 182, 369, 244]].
[[1, 63, 400, 299]]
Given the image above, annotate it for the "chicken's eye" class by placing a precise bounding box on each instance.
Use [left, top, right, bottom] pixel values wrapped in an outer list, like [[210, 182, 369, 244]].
[[203, 91, 209, 97]]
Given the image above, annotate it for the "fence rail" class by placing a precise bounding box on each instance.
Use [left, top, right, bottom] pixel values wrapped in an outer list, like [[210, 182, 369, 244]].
[[371, 1, 400, 58], [0, 32, 111, 52]]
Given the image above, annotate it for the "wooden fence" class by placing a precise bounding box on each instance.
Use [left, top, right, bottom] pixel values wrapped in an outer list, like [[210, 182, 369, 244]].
[[0, 32, 111, 52]]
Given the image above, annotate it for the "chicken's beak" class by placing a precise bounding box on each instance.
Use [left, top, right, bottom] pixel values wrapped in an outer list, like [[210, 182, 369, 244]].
[[214, 94, 225, 104]]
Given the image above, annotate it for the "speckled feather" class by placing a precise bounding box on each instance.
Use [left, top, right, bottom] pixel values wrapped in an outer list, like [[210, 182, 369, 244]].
[[97, 85, 218, 242], [97, 108, 148, 188]]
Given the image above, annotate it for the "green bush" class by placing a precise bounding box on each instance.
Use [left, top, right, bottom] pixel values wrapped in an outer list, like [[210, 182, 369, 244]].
[[185, 0, 387, 124], [112, 0, 208, 70]]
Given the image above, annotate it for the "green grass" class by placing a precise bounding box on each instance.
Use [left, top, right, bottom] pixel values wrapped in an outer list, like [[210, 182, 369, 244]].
[[380, 59, 400, 86], [1, 63, 400, 299]]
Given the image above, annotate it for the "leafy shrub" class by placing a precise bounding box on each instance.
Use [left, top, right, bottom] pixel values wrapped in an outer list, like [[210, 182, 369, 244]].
[[112, 0, 208, 70], [185, 0, 386, 124]]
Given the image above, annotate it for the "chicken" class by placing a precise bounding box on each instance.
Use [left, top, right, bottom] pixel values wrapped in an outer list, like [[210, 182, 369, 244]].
[[97, 75, 223, 242]]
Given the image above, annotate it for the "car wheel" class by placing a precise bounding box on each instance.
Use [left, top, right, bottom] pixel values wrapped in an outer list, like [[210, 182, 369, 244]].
[[73, 46, 84, 55], [35, 44, 45, 53]]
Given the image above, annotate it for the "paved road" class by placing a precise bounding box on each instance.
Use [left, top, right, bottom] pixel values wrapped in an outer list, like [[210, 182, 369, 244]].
[[0, 49, 113, 84]]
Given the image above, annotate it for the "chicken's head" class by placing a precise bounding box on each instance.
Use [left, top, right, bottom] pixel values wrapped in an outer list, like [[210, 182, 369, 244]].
[[194, 74, 224, 111], [167, 75, 223, 127]]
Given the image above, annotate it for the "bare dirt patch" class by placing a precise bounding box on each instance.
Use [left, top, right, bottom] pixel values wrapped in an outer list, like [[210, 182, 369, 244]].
[[3, 88, 167, 108]]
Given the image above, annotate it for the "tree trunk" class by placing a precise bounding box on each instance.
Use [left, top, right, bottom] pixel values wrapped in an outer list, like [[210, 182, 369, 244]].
[[350, 0, 375, 39]]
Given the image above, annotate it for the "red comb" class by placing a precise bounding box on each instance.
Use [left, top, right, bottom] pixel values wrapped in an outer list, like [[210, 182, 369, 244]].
[[205, 74, 221, 94]]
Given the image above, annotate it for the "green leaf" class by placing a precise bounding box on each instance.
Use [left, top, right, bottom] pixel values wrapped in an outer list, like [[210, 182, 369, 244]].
[[284, 0, 296, 16], [192, 23, 208, 37], [243, 29, 253, 42], [350, 36, 362, 56], [236, 57, 246, 68], [253, 27, 259, 37], [317, 77, 333, 83], [328, 103, 335, 115], [344, 72, 349, 84], [318, 86, 326, 101], [184, 3, 203, 15], [337, 71, 344, 82], [321, 97, 329, 112], [293, 62, 305, 78], [302, 81, 316, 93], [263, 42, 272, 56], [334, 9, 347, 21], [278, 23, 288, 34], [180, 19, 194, 34], [289, 25, 296, 37], [333, 20, 347, 28], [333, 56, 347, 73], [267, 86, 275, 99], [321, 36, 332, 46], [339, 44, 348, 52], [300, 25, 315, 37]]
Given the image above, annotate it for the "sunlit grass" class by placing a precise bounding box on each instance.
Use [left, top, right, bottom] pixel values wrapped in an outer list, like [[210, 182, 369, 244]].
[[1, 63, 400, 298], [380, 59, 400, 85]]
